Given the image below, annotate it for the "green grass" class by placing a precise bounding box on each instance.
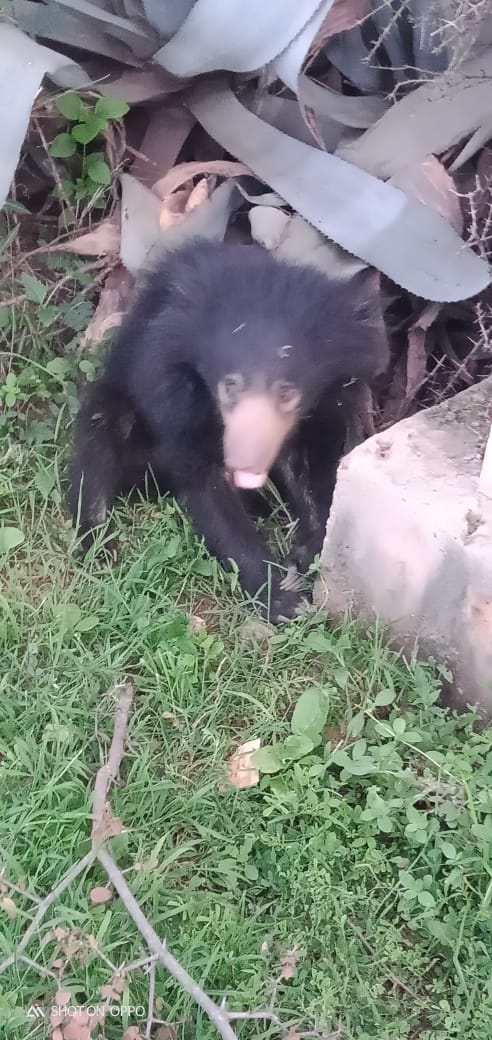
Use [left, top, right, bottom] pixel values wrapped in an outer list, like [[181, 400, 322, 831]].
[[1, 256, 492, 1040]]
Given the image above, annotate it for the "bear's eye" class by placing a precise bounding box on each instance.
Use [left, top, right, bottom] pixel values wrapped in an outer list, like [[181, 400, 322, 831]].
[[277, 382, 300, 411], [219, 373, 244, 409]]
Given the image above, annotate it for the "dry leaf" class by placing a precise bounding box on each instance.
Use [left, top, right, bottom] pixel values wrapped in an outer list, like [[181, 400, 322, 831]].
[[63, 1011, 91, 1040], [390, 157, 463, 233], [130, 105, 195, 187], [113, 973, 126, 995], [280, 945, 300, 981], [89, 886, 113, 905], [308, 0, 369, 56], [162, 710, 183, 729], [81, 265, 133, 350], [153, 159, 252, 200], [123, 1028, 144, 1040], [190, 614, 206, 632], [54, 927, 68, 942], [0, 895, 17, 918], [55, 990, 71, 1006], [227, 738, 261, 789], [159, 187, 191, 230], [185, 178, 212, 212], [57, 217, 120, 257], [52, 1029, 64, 1040], [100, 984, 116, 1001], [156, 1026, 178, 1040]]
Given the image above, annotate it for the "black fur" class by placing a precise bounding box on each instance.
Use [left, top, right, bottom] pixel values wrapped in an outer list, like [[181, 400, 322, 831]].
[[70, 239, 388, 621]]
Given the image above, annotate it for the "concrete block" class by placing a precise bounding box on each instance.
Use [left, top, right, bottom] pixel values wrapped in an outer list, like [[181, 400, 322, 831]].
[[314, 377, 492, 712]]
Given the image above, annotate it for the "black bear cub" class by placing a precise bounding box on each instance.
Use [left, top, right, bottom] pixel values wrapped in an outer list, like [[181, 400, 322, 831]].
[[70, 238, 388, 621]]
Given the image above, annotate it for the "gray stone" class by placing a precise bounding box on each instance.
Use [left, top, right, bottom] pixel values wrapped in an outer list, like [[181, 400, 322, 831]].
[[314, 377, 492, 712]]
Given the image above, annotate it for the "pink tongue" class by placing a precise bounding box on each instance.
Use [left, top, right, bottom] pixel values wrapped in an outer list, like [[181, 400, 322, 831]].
[[233, 470, 268, 489]]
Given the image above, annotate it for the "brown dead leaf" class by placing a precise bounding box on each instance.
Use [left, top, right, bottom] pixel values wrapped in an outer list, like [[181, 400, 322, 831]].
[[390, 157, 463, 233], [123, 1027, 144, 1040], [226, 738, 261, 790], [156, 1026, 178, 1040], [0, 895, 17, 919], [89, 886, 113, 906], [153, 160, 252, 200], [55, 990, 71, 1006], [113, 973, 126, 995], [54, 927, 69, 942], [80, 265, 133, 350], [159, 187, 191, 230], [56, 216, 120, 257], [162, 710, 183, 729], [406, 302, 440, 399], [185, 177, 213, 212], [280, 945, 300, 981], [308, 0, 370, 58], [130, 105, 195, 187], [190, 614, 206, 633], [63, 1010, 91, 1040]]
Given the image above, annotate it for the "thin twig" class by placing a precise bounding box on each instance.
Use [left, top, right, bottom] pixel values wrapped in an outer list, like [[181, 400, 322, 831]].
[[145, 958, 157, 1039], [97, 846, 239, 1040], [0, 874, 40, 905], [225, 1010, 281, 1023], [19, 955, 59, 980], [0, 851, 95, 976], [92, 681, 134, 845], [346, 918, 418, 999]]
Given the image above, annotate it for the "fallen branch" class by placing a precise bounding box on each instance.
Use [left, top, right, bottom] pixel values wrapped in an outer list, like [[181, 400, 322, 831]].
[[98, 846, 239, 1040], [0, 681, 248, 1040], [0, 851, 95, 975], [91, 680, 134, 845]]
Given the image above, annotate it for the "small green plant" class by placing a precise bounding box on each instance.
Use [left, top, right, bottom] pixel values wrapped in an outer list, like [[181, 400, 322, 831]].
[[50, 92, 129, 205]]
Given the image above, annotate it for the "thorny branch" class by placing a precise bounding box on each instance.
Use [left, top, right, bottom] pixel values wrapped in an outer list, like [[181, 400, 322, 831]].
[[0, 680, 276, 1040]]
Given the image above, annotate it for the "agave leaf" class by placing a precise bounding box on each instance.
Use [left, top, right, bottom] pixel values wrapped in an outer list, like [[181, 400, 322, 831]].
[[272, 0, 386, 130], [188, 80, 490, 301], [146, 179, 241, 269], [51, 0, 157, 58], [120, 174, 240, 276], [450, 121, 492, 172], [274, 0, 334, 93], [119, 174, 162, 275], [155, 0, 327, 76], [0, 23, 88, 209], [249, 207, 367, 280], [255, 94, 347, 149], [12, 0, 141, 64], [339, 48, 492, 178], [299, 76, 387, 129], [141, 0, 194, 37], [327, 26, 392, 94]]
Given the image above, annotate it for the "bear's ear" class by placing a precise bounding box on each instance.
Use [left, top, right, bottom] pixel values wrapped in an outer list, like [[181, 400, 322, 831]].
[[348, 266, 390, 381]]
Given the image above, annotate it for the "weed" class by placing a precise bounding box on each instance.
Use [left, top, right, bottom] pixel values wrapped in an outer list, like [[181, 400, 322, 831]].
[[50, 93, 129, 214]]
